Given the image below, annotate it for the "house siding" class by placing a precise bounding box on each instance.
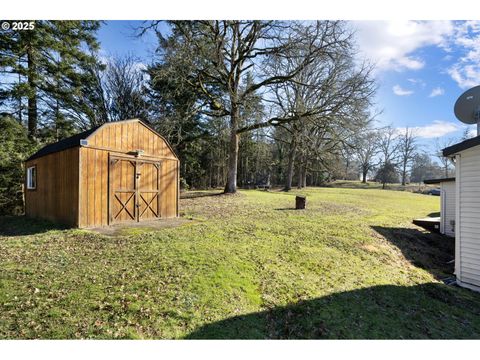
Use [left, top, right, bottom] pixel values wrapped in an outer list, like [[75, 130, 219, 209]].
[[458, 146, 480, 288], [441, 181, 456, 237]]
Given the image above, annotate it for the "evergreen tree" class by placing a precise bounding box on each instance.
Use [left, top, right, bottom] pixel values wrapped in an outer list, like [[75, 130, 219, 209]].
[[375, 162, 399, 188], [0, 20, 102, 139], [0, 115, 33, 214]]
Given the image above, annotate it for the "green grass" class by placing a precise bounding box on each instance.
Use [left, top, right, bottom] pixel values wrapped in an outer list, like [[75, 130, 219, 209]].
[[1, 187, 480, 339], [326, 179, 434, 192]]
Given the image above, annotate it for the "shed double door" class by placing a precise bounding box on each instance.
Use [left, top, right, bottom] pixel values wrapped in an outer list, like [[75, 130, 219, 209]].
[[109, 156, 161, 224]]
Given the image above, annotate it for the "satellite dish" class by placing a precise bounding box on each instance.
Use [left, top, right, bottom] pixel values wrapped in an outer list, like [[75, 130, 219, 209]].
[[454, 85, 480, 135]]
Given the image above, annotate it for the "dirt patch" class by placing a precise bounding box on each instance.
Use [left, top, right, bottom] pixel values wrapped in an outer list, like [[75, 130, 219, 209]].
[[88, 217, 194, 236], [181, 192, 247, 219]]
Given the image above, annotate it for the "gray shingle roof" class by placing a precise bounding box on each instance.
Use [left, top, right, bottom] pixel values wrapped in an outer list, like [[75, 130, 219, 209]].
[[26, 126, 100, 161]]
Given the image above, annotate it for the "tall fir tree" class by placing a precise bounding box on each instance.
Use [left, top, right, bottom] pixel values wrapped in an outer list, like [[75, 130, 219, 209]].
[[0, 20, 102, 140]]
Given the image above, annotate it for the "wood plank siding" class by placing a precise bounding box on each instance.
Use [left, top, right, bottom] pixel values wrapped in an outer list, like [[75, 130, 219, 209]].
[[24, 147, 80, 226], [78, 119, 179, 227], [25, 119, 179, 229], [85, 119, 176, 159]]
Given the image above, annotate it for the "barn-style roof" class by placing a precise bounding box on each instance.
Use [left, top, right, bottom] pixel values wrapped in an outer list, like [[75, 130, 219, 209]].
[[26, 126, 100, 161], [26, 119, 177, 161]]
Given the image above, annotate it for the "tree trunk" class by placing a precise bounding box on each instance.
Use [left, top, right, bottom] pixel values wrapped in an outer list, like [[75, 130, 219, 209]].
[[362, 167, 368, 183], [302, 164, 307, 188], [17, 57, 22, 124], [55, 98, 60, 141], [224, 131, 239, 193], [284, 137, 297, 191], [401, 161, 407, 186], [297, 162, 302, 189], [344, 157, 349, 180], [297, 159, 305, 189], [27, 46, 37, 139], [225, 104, 240, 194]]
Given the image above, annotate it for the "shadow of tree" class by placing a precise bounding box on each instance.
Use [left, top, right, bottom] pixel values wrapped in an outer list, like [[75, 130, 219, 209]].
[[180, 191, 224, 199], [0, 216, 66, 237], [186, 283, 480, 339], [371, 226, 454, 280]]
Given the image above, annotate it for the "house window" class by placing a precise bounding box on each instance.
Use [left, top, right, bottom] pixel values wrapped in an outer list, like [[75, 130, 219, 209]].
[[27, 166, 36, 190]]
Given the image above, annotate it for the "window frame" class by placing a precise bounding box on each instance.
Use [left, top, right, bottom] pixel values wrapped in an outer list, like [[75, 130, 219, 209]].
[[26, 165, 37, 190]]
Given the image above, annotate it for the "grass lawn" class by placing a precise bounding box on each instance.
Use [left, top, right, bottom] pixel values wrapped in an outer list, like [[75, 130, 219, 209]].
[[326, 179, 435, 192], [1, 187, 480, 339]]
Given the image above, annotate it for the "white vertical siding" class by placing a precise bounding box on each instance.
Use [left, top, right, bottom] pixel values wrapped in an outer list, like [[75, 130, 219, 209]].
[[458, 146, 480, 288], [441, 181, 456, 237]]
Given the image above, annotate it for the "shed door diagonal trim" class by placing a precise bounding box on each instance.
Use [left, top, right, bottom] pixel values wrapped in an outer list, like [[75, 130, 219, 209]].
[[109, 157, 137, 223], [109, 155, 162, 224], [137, 161, 161, 221]]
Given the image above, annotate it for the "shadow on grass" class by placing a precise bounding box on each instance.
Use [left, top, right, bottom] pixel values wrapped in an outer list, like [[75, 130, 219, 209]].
[[186, 283, 480, 339], [427, 212, 441, 218], [372, 226, 454, 280], [323, 182, 380, 189], [180, 191, 224, 199], [0, 216, 66, 237]]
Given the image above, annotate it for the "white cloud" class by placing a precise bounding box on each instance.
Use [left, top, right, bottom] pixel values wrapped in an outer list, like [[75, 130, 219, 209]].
[[407, 78, 426, 87], [392, 85, 413, 96], [396, 120, 461, 139], [447, 21, 480, 89], [353, 21, 454, 72], [395, 57, 424, 70], [429, 87, 445, 97]]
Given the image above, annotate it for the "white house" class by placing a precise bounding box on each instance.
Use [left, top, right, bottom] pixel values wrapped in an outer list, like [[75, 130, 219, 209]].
[[423, 177, 456, 237], [443, 137, 480, 291]]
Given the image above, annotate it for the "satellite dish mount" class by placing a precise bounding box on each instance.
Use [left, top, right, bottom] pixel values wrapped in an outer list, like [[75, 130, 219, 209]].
[[475, 105, 480, 135], [454, 85, 480, 136]]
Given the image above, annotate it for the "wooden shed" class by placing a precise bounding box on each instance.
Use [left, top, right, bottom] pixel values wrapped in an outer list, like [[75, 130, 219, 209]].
[[443, 137, 480, 291], [24, 119, 179, 228]]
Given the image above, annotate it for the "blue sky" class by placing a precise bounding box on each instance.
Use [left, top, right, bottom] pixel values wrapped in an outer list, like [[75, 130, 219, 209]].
[[352, 21, 480, 153], [97, 20, 480, 157], [97, 20, 158, 59]]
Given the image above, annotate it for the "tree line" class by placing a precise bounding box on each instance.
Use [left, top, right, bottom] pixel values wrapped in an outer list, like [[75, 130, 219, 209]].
[[0, 20, 454, 215]]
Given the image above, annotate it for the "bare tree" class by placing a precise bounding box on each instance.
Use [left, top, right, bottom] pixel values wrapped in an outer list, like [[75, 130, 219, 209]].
[[434, 138, 454, 178], [397, 127, 418, 186], [355, 130, 379, 183], [376, 126, 400, 189], [410, 152, 445, 183], [103, 55, 149, 122], [267, 31, 375, 190], [75, 54, 149, 127], [152, 21, 364, 193]]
